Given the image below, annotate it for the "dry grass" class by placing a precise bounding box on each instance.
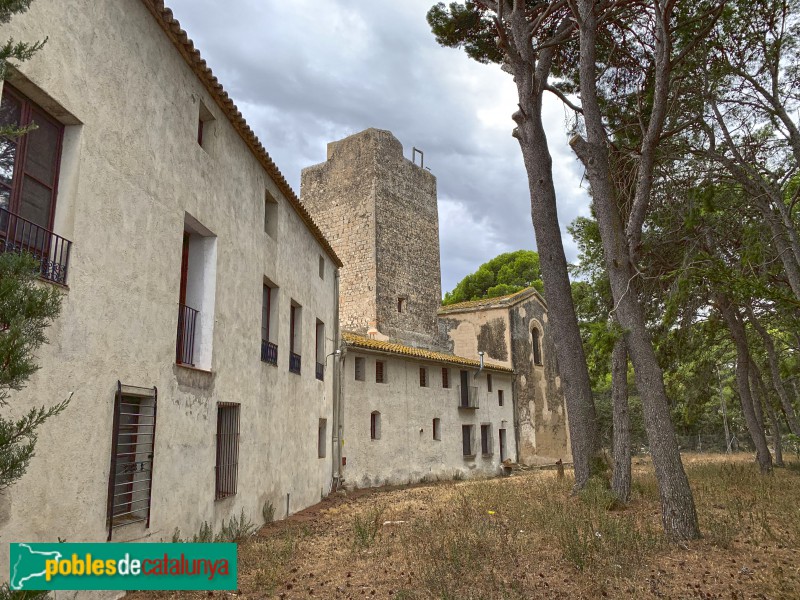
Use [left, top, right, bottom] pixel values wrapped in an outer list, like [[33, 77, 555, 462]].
[[128, 453, 800, 599]]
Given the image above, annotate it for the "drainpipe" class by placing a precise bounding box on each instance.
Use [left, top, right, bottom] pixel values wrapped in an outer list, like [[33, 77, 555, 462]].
[[331, 268, 343, 491], [474, 351, 485, 379]]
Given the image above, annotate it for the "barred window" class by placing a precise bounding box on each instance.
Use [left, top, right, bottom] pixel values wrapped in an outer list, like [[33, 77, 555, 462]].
[[419, 367, 428, 387], [215, 403, 240, 500], [376, 360, 386, 383]]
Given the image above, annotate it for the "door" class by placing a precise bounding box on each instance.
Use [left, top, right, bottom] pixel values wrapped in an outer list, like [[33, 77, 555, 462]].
[[499, 429, 507, 462]]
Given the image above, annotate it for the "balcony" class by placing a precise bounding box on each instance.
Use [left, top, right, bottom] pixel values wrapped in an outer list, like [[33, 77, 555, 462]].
[[457, 385, 479, 409], [0, 207, 72, 285], [176, 303, 199, 366], [289, 352, 301, 375], [316, 362, 324, 381], [261, 340, 278, 366]]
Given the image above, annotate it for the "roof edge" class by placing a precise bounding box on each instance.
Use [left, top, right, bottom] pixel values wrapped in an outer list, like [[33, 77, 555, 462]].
[[438, 287, 547, 315], [141, 0, 343, 268]]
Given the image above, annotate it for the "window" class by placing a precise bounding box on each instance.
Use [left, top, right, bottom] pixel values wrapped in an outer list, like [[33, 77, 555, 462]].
[[487, 373, 493, 392], [397, 297, 406, 313], [315, 320, 325, 381], [370, 411, 381, 440], [319, 256, 325, 279], [432, 418, 441, 441], [481, 424, 493, 456], [498, 389, 504, 407], [318, 418, 327, 458], [419, 366, 428, 387], [264, 189, 278, 239], [462, 424, 475, 457], [376, 360, 386, 384], [0, 84, 64, 232], [106, 382, 157, 539], [442, 367, 450, 389], [197, 100, 215, 152], [261, 283, 278, 365], [215, 403, 240, 500], [289, 302, 301, 374], [459, 369, 478, 408], [532, 327, 543, 366], [354, 356, 365, 381], [499, 429, 507, 462]]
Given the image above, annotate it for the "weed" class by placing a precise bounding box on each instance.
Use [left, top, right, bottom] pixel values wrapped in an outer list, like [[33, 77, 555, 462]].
[[353, 505, 384, 549], [262, 500, 275, 524]]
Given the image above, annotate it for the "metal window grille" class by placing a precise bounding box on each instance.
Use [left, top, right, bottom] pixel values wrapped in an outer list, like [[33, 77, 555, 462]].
[[442, 368, 449, 389], [215, 403, 240, 500], [376, 361, 385, 383], [261, 340, 278, 365], [316, 362, 324, 381], [0, 208, 72, 285], [106, 381, 157, 541], [176, 303, 199, 366], [289, 352, 302, 374], [419, 367, 427, 387]]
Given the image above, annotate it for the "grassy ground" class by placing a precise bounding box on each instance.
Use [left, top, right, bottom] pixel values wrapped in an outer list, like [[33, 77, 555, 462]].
[[129, 453, 800, 599]]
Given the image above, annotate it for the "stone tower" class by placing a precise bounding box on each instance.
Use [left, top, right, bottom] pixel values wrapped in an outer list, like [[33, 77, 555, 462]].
[[301, 129, 442, 348]]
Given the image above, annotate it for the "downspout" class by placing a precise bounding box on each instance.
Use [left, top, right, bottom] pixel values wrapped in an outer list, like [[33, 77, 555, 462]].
[[331, 268, 342, 491], [474, 351, 485, 379]]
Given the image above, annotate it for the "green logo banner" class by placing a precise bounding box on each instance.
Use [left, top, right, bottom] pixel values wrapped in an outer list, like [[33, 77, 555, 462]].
[[9, 543, 237, 591]]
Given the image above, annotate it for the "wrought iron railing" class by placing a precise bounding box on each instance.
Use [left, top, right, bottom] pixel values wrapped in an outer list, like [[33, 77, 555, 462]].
[[289, 352, 301, 374], [261, 340, 278, 365], [0, 207, 72, 285], [316, 362, 324, 381], [457, 385, 479, 409], [176, 304, 199, 366]]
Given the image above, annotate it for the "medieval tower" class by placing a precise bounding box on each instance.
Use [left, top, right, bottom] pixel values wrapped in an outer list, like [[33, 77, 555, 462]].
[[301, 128, 443, 348]]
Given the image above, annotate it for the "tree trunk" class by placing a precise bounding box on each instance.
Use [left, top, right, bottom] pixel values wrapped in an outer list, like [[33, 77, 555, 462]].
[[745, 305, 800, 434], [718, 297, 772, 473], [570, 0, 699, 541], [504, 10, 600, 489], [753, 370, 785, 467], [611, 336, 631, 503]]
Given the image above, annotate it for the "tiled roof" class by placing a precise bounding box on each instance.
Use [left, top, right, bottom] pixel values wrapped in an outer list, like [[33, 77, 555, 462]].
[[140, 1, 342, 268], [342, 332, 513, 373], [437, 287, 545, 315]]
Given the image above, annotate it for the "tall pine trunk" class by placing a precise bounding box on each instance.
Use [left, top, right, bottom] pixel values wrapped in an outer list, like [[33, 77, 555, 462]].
[[611, 336, 631, 503], [570, 0, 699, 540]]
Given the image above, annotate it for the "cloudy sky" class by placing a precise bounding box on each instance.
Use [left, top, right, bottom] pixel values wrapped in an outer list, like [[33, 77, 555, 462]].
[[167, 0, 591, 294]]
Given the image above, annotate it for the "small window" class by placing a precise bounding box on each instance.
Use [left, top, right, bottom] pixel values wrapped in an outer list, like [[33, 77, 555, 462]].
[[498, 389, 504, 407], [487, 373, 493, 392], [370, 411, 381, 440], [197, 100, 215, 151], [532, 327, 543, 366], [289, 302, 302, 374], [432, 418, 441, 441], [499, 428, 507, 462], [215, 403, 240, 500], [315, 320, 325, 381], [318, 418, 327, 458], [354, 356, 365, 381], [397, 297, 406, 313], [264, 189, 279, 239], [376, 360, 386, 384], [319, 256, 325, 280], [462, 424, 475, 457], [419, 367, 428, 387], [481, 424, 493, 456], [261, 283, 278, 365], [442, 368, 450, 389]]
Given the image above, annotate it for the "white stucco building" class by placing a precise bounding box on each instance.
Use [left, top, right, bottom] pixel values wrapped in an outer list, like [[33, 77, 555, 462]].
[[0, 0, 342, 576]]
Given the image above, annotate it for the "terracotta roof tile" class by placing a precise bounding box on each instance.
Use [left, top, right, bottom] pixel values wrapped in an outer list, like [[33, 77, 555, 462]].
[[342, 332, 512, 373], [437, 287, 545, 314], [141, 0, 342, 267]]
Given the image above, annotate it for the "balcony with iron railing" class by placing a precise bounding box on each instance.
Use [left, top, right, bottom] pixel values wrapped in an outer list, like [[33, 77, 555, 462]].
[[261, 339, 278, 366], [289, 352, 301, 375], [0, 207, 72, 285], [176, 304, 199, 367], [457, 385, 479, 409], [316, 362, 324, 381]]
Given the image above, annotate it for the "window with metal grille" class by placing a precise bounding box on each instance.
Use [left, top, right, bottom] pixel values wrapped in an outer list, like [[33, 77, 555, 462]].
[[354, 356, 365, 381], [481, 424, 493, 456], [498, 389, 504, 407], [376, 360, 386, 383], [532, 327, 543, 365], [106, 382, 157, 541], [215, 403, 240, 500], [441, 367, 450, 389], [487, 373, 493, 392], [419, 367, 428, 387], [462, 424, 475, 456]]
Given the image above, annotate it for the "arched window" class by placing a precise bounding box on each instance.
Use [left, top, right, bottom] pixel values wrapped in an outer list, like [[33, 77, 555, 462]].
[[370, 411, 381, 440], [532, 327, 543, 366]]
